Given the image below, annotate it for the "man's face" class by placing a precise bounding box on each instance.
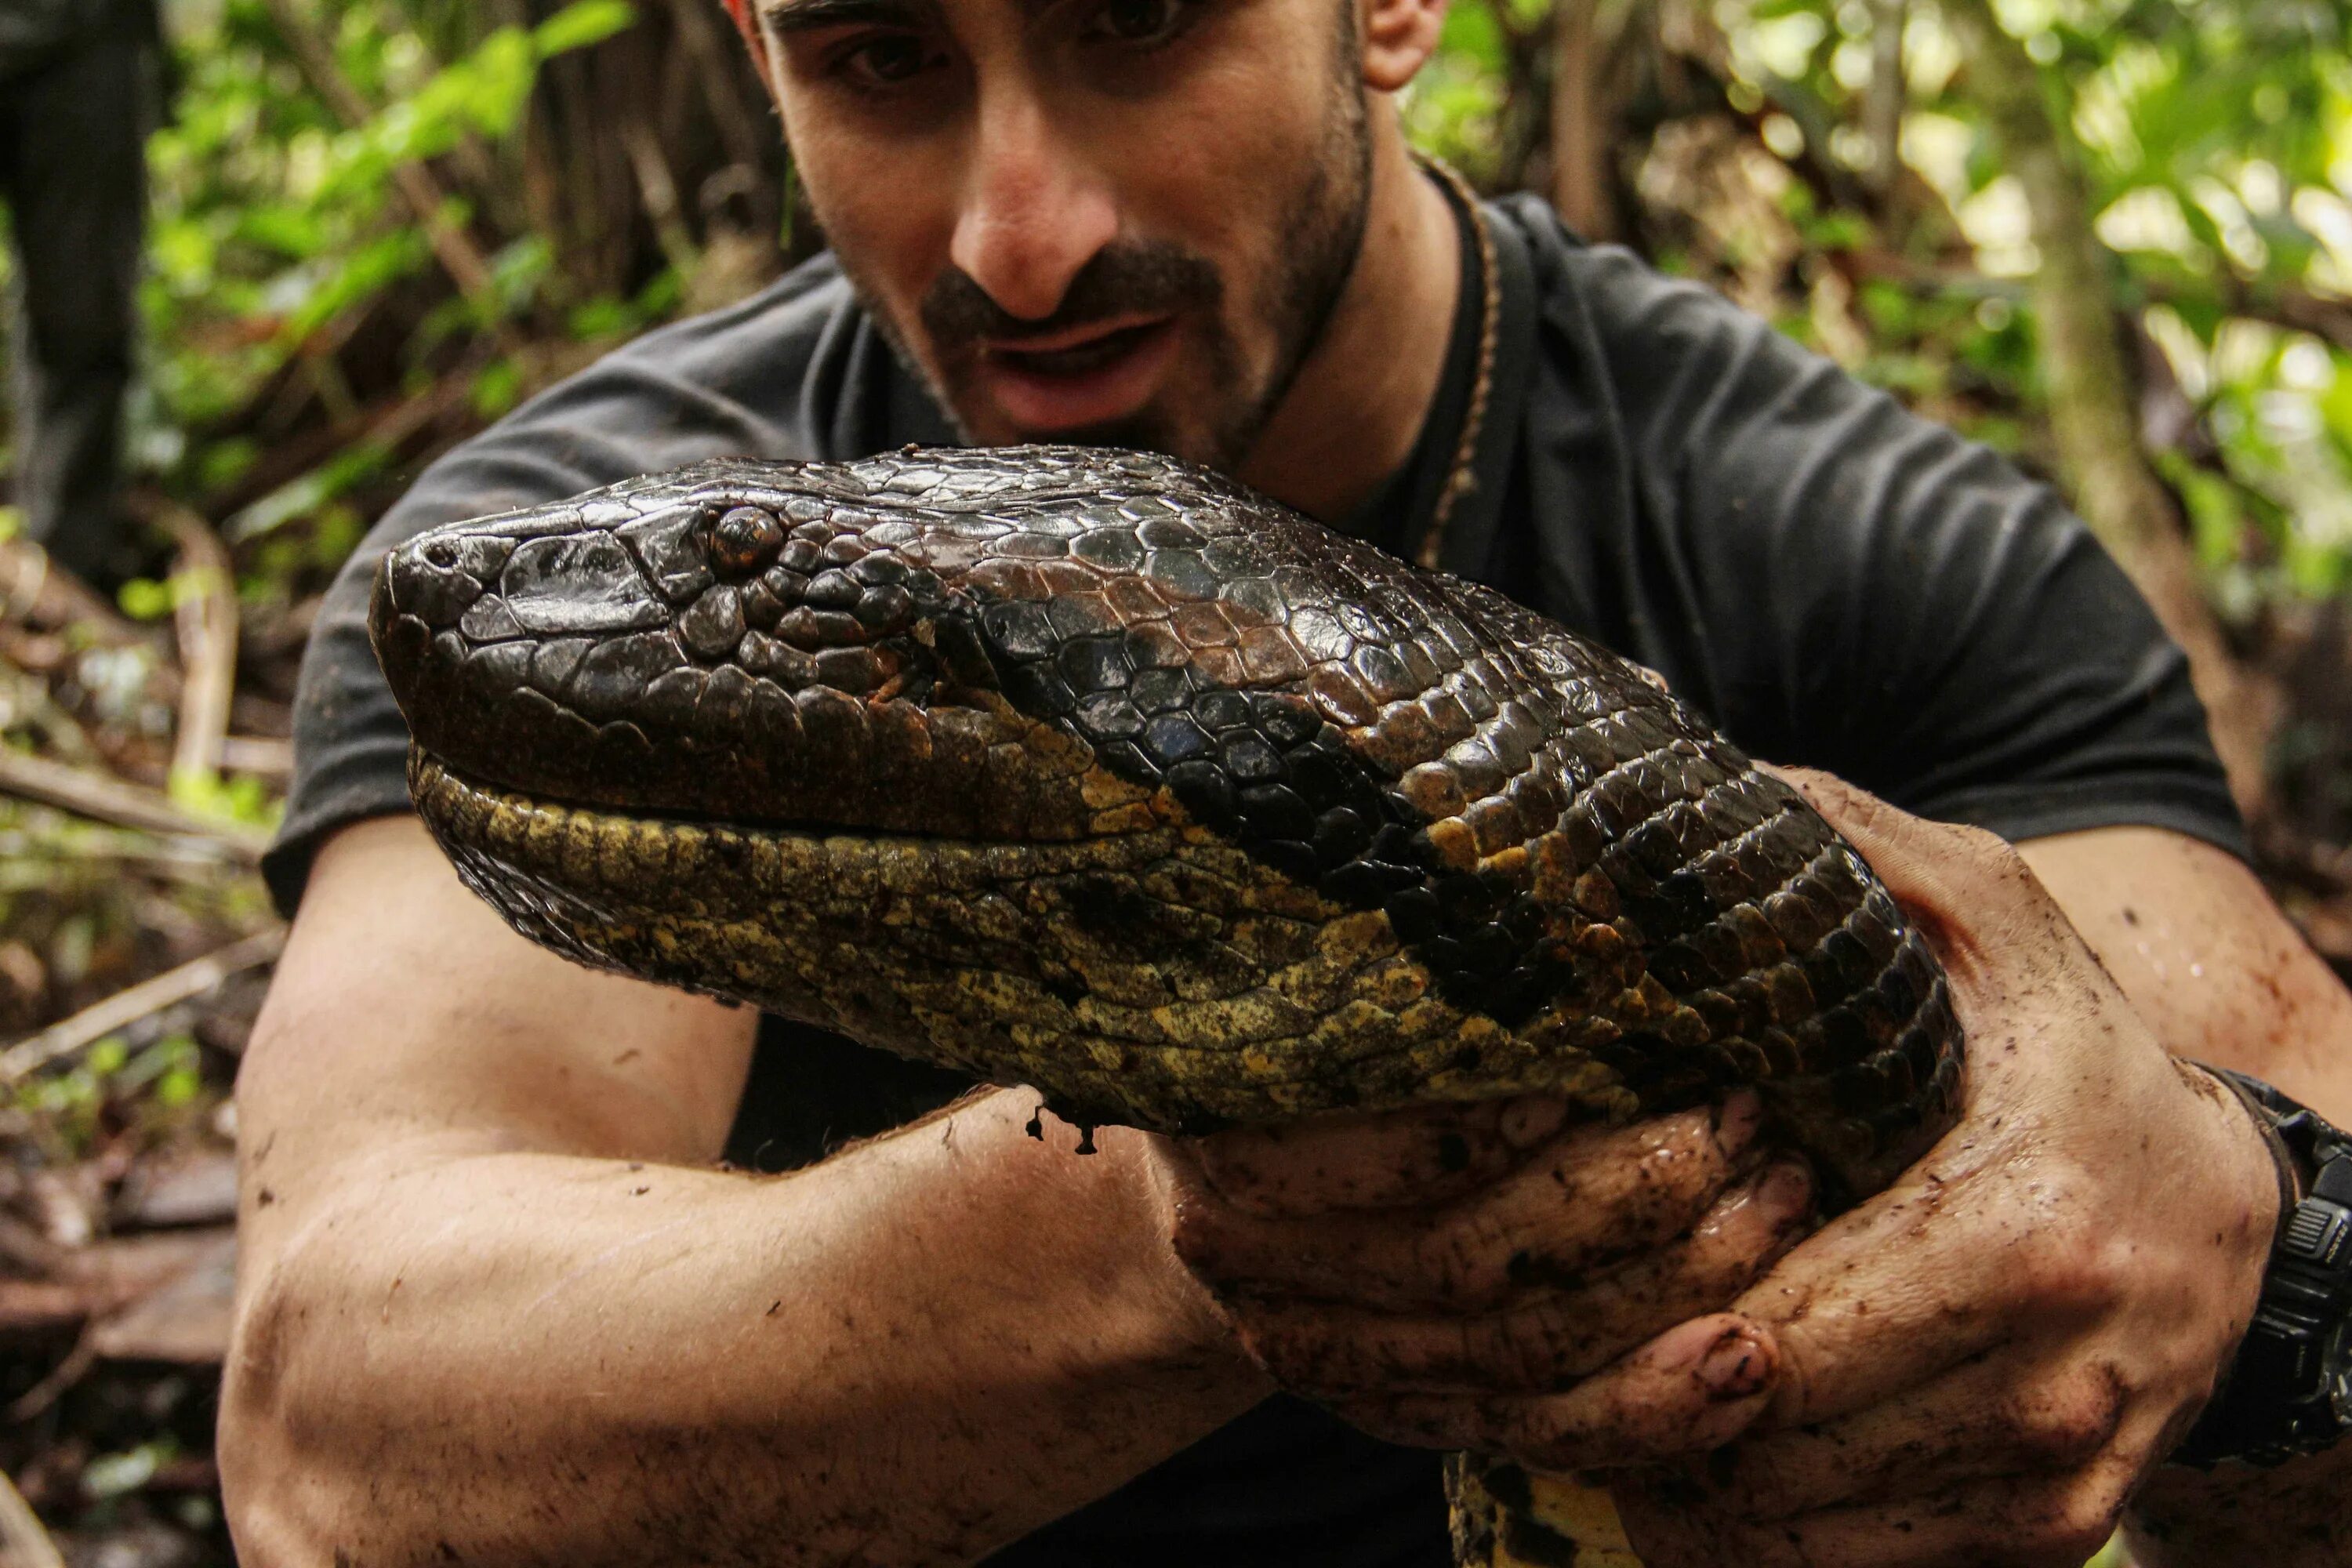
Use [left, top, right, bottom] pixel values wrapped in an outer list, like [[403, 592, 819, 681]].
[[748, 0, 1374, 470]]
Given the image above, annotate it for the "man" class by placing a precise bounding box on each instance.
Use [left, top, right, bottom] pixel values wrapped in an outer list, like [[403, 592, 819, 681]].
[[0, 0, 159, 588], [216, 0, 2352, 1559]]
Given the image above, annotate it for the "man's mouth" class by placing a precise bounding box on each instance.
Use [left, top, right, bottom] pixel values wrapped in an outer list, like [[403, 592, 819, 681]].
[[990, 319, 1163, 374], [972, 315, 1180, 434]]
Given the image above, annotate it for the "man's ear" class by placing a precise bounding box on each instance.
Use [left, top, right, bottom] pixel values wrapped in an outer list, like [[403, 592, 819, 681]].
[[1359, 0, 1447, 93], [720, 0, 776, 89]]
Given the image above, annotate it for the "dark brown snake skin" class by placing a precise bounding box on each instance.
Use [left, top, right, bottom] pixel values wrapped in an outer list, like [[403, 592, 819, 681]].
[[369, 445, 1965, 1566]]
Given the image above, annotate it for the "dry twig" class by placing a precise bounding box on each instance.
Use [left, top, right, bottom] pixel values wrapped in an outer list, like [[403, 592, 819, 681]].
[[132, 499, 240, 786], [0, 540, 143, 648], [3, 1327, 99, 1427], [0, 928, 286, 1083], [0, 752, 270, 861]]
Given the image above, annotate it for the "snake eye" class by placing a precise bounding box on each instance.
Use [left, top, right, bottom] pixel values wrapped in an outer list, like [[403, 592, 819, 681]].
[[707, 506, 785, 579]]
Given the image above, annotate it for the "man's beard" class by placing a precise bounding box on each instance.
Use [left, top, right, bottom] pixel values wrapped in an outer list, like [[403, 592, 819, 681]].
[[838, 32, 1375, 474]]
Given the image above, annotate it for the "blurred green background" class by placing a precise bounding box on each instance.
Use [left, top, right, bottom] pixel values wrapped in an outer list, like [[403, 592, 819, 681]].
[[0, 0, 2345, 1560]]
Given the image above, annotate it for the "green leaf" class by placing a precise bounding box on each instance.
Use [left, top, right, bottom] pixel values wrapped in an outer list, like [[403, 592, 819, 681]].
[[568, 296, 636, 339], [117, 578, 173, 622], [472, 358, 524, 419], [1434, 0, 1502, 77], [233, 205, 326, 260], [280, 225, 434, 343], [533, 0, 640, 58]]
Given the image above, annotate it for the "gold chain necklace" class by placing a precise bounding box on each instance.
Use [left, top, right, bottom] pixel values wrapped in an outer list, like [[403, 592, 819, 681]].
[[1410, 154, 1501, 572]]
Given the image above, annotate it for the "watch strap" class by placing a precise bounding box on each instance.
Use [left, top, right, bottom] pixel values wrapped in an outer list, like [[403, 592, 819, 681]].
[[2171, 1066, 2352, 1469], [2205, 1065, 2305, 1236]]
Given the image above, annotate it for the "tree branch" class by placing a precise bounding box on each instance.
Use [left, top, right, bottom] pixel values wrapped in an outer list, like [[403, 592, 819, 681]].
[[1550, 0, 1621, 241]]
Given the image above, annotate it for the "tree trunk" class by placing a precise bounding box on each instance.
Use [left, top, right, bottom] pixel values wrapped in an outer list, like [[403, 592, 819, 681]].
[[1549, 0, 1619, 241], [1937, 0, 2274, 817]]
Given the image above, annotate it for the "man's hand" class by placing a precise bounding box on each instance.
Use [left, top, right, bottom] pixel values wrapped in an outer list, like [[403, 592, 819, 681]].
[[1148, 1090, 1812, 1415], [1293, 773, 2286, 1567]]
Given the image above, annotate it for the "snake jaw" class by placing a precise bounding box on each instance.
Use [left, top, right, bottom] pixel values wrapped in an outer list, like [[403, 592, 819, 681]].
[[405, 750, 1644, 1134]]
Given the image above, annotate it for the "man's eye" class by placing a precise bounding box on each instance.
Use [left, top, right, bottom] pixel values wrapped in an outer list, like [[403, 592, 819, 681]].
[[840, 34, 937, 85], [1085, 0, 1190, 45]]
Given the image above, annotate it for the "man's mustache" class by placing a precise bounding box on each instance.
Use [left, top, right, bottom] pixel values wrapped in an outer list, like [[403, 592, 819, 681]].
[[920, 240, 1224, 351]]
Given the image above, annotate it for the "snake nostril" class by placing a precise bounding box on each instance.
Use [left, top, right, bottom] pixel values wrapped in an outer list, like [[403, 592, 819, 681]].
[[708, 506, 786, 579], [422, 539, 460, 570]]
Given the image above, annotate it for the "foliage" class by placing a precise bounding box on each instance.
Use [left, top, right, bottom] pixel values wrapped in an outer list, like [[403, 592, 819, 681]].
[[0, 13, 785, 1548], [1408, 0, 2352, 620], [139, 0, 641, 561]]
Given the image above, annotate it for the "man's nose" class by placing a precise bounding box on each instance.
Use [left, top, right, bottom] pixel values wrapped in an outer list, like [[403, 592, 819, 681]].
[[949, 93, 1118, 323]]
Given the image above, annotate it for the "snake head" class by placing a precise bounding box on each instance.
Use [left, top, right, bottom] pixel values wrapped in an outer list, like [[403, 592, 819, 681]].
[[368, 455, 1174, 840], [362, 451, 1308, 846]]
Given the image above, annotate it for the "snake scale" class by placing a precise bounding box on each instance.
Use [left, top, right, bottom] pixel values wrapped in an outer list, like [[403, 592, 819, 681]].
[[368, 445, 1965, 1567]]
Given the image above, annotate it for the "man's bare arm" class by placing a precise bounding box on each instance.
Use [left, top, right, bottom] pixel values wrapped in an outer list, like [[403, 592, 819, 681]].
[[2020, 826, 2352, 1564], [219, 816, 1268, 1568], [2019, 825, 2352, 1110]]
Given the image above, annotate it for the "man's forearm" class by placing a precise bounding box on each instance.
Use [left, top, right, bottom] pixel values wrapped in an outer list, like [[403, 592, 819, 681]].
[[2018, 827, 2352, 1118], [223, 1088, 1269, 1568]]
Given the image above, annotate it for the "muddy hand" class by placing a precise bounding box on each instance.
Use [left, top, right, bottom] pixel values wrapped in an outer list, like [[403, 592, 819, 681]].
[[1343, 773, 2282, 1568], [1142, 1089, 1813, 1407]]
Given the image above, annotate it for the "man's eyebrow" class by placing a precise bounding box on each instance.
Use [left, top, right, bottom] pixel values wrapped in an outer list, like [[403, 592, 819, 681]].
[[756, 0, 934, 31]]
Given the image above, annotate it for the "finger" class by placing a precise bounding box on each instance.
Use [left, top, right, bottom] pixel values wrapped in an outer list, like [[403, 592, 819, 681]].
[[1616, 1465, 2134, 1568], [1232, 1160, 1813, 1397], [1174, 1098, 1765, 1312], [1559, 1138, 2042, 1446], [1184, 1094, 1576, 1217], [1332, 1312, 1780, 1465], [1769, 766, 2060, 964], [1351, 1145, 2028, 1464], [1672, 1344, 2142, 1522]]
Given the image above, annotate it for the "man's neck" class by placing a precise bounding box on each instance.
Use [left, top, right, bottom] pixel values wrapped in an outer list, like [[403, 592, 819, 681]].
[[1236, 114, 1464, 526]]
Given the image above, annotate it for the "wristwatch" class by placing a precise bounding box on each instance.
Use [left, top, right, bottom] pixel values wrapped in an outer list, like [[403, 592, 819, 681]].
[[2169, 1066, 2352, 1469]]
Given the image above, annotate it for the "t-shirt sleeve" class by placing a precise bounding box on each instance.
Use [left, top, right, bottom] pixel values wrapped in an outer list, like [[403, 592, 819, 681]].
[[262, 264, 878, 914], [1553, 242, 2245, 859]]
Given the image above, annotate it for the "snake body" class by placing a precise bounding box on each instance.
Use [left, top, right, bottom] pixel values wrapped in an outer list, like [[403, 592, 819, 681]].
[[369, 446, 1965, 1566]]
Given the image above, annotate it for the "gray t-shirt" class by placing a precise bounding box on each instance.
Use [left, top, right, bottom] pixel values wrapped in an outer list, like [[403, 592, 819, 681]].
[[266, 189, 2242, 1566]]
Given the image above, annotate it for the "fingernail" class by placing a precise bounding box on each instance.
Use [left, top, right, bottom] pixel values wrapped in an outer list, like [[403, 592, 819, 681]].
[[1715, 1091, 1764, 1155], [1757, 1161, 1813, 1222], [1695, 1328, 1773, 1400]]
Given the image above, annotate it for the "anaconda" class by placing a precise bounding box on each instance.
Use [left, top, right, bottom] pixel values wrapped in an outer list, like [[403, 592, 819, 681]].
[[368, 445, 1965, 1568]]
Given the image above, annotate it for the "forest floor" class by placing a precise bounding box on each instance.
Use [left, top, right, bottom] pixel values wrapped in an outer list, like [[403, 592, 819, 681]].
[[0, 521, 285, 1567]]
